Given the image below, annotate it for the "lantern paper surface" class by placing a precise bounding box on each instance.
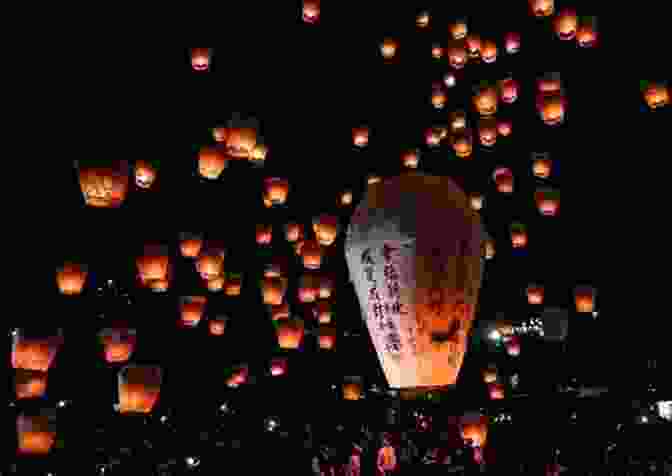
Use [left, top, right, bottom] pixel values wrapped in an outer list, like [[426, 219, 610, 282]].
[[345, 172, 483, 389], [12, 330, 63, 372], [117, 365, 162, 414], [17, 412, 57, 455]]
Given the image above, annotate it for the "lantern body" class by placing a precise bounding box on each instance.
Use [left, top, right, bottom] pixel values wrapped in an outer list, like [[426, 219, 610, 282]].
[[474, 87, 498, 116], [262, 277, 288, 305], [76, 160, 129, 208], [319, 325, 337, 349], [275, 318, 305, 349], [535, 188, 560, 216], [489, 383, 505, 399], [576, 18, 598, 47], [450, 20, 468, 39], [483, 239, 496, 260], [264, 177, 289, 205], [527, 284, 545, 305], [483, 367, 497, 384], [190, 48, 211, 71], [145, 262, 172, 293], [532, 154, 553, 178], [285, 222, 303, 242], [56, 262, 87, 295], [431, 44, 443, 59], [15, 369, 48, 399], [212, 127, 227, 143], [425, 128, 441, 146], [381, 39, 398, 60], [460, 417, 488, 447], [225, 128, 257, 159], [17, 413, 56, 455], [447, 42, 467, 69], [538, 94, 566, 126], [554, 9, 578, 40], [226, 366, 248, 387], [117, 365, 162, 414], [499, 78, 519, 104], [340, 190, 353, 206], [431, 87, 447, 109], [345, 173, 482, 389], [530, 0, 553, 17], [478, 119, 497, 147], [315, 300, 332, 324], [198, 147, 227, 180], [505, 336, 521, 356], [12, 331, 62, 372], [469, 193, 483, 211], [493, 168, 514, 193], [504, 32, 520, 53], [99, 328, 137, 363], [303, 0, 320, 23], [465, 35, 481, 58], [481, 40, 497, 63], [452, 130, 473, 158], [206, 276, 225, 292], [224, 275, 242, 296], [196, 252, 224, 281], [313, 215, 339, 246], [353, 127, 370, 147], [343, 378, 363, 400], [179, 232, 203, 258], [574, 286, 596, 313], [497, 120, 512, 137], [256, 224, 273, 245], [134, 160, 157, 189], [180, 296, 207, 327], [301, 239, 323, 269], [270, 357, 287, 376], [298, 274, 319, 303], [450, 110, 467, 133], [209, 317, 227, 336], [137, 245, 170, 282], [416, 11, 430, 28], [643, 84, 670, 110], [537, 74, 562, 95], [510, 226, 528, 248], [271, 302, 290, 321]]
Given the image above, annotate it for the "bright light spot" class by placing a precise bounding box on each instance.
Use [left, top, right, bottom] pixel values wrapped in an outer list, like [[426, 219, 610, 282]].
[[185, 456, 200, 468], [160, 415, 168, 423], [57, 400, 67, 408], [488, 330, 501, 340], [592, 311, 598, 318], [641, 416, 648, 423]]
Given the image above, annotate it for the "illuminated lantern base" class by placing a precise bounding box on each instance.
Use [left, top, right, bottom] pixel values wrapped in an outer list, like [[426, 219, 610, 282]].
[[15, 369, 48, 399], [17, 413, 56, 455], [318, 326, 337, 350], [118, 365, 162, 414]]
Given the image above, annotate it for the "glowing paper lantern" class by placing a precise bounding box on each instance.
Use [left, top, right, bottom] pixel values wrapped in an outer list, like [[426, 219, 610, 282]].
[[527, 284, 545, 305], [497, 120, 512, 137], [493, 167, 514, 193], [56, 262, 87, 295], [196, 248, 225, 281], [532, 152, 553, 178], [504, 32, 521, 53], [270, 302, 290, 321], [225, 117, 258, 159], [298, 273, 319, 303], [15, 369, 48, 399], [318, 325, 337, 349], [270, 357, 287, 376], [212, 127, 227, 143], [256, 223, 273, 246], [642, 81, 670, 110], [17, 411, 56, 455], [301, 239, 323, 269], [262, 277, 288, 305], [206, 276, 225, 292], [450, 110, 467, 133], [285, 222, 303, 243], [313, 214, 339, 246], [99, 327, 137, 364], [469, 193, 484, 212], [465, 34, 481, 58], [535, 187, 561, 216], [554, 8, 578, 40], [343, 376, 363, 400], [190, 48, 212, 71], [340, 190, 353, 206], [431, 43, 443, 59], [473, 85, 498, 116], [274, 318, 305, 349], [489, 382, 505, 399], [451, 129, 473, 158], [179, 232, 203, 258], [209, 316, 228, 336], [75, 160, 129, 208], [135, 160, 158, 189], [117, 365, 162, 414], [574, 286, 596, 313], [447, 40, 467, 69], [224, 272, 242, 296], [478, 118, 497, 147], [481, 40, 497, 63], [303, 0, 320, 23], [530, 0, 554, 17], [482, 366, 497, 384], [381, 38, 398, 60], [319, 274, 334, 299], [345, 172, 483, 389], [137, 244, 170, 283], [510, 223, 528, 248], [505, 335, 521, 356], [577, 16, 599, 48], [450, 18, 468, 39], [416, 11, 430, 28], [444, 72, 456, 88], [180, 296, 207, 327], [538, 93, 567, 126], [460, 414, 488, 447], [198, 146, 228, 180], [264, 177, 289, 206], [12, 330, 63, 372], [499, 77, 519, 104], [353, 127, 370, 147], [315, 300, 332, 324]]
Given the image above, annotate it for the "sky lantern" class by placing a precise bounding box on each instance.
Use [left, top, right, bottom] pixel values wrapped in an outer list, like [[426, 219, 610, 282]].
[[452, 129, 473, 158], [99, 327, 137, 364], [212, 126, 227, 143], [481, 40, 498, 63], [302, 0, 320, 23], [298, 273, 319, 303], [285, 222, 304, 243], [478, 118, 497, 147], [493, 167, 514, 193], [313, 214, 340, 246], [137, 244, 170, 283], [431, 84, 447, 109], [473, 84, 498, 116], [529, 0, 554, 17], [134, 160, 158, 189], [190, 48, 212, 72], [342, 376, 363, 400], [301, 239, 323, 269], [315, 300, 333, 324], [196, 247, 225, 281], [225, 115, 258, 159], [504, 32, 521, 53], [489, 382, 505, 399], [340, 190, 353, 206], [469, 193, 484, 211], [180, 296, 207, 327], [425, 128, 442, 147], [275, 317, 305, 349], [527, 283, 545, 304], [353, 127, 370, 147], [402, 149, 420, 169], [209, 316, 228, 336], [416, 11, 430, 28], [256, 223, 273, 246], [450, 110, 467, 133], [431, 43, 443, 59], [270, 357, 288, 376], [318, 325, 337, 350], [576, 16, 599, 47], [574, 286, 596, 313], [345, 172, 482, 389], [206, 276, 225, 292], [15, 369, 48, 400], [537, 72, 563, 95], [505, 335, 521, 356], [226, 365, 249, 388], [535, 187, 561, 216], [538, 93, 567, 126], [460, 414, 488, 448], [447, 40, 467, 69], [262, 277, 288, 305], [465, 34, 481, 58], [497, 119, 512, 137], [224, 272, 242, 296], [554, 8, 578, 40], [510, 223, 528, 248], [198, 146, 228, 180], [499, 77, 519, 104], [263, 177, 289, 206], [75, 160, 129, 208], [450, 18, 468, 39], [532, 152, 553, 178], [482, 366, 498, 384], [12, 329, 63, 372], [380, 38, 398, 60], [56, 262, 87, 296], [17, 411, 57, 455], [641, 81, 670, 110], [179, 232, 203, 258], [118, 365, 162, 414], [482, 238, 496, 260]]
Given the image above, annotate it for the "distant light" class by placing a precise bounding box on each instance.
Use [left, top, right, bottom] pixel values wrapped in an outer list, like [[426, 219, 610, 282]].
[[160, 415, 168, 423], [592, 311, 598, 318], [641, 416, 648, 423], [57, 400, 68, 408], [185, 456, 200, 468], [488, 330, 501, 340]]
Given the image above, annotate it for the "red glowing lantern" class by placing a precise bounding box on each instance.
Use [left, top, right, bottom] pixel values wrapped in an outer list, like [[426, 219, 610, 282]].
[[450, 18, 468, 39], [250, 143, 268, 166], [17, 412, 56, 455], [314, 300, 332, 324], [431, 85, 447, 109], [481, 40, 497, 63], [527, 284, 545, 305], [343, 376, 363, 400], [212, 127, 227, 143], [196, 248, 225, 281], [642, 81, 670, 110], [224, 272, 242, 296], [15, 369, 48, 400], [179, 232, 203, 258], [497, 120, 512, 137], [493, 167, 514, 193], [270, 357, 288, 376], [537, 73, 562, 95], [56, 262, 87, 295], [313, 214, 340, 246], [510, 223, 528, 248], [275, 318, 305, 349], [198, 146, 228, 180], [574, 286, 596, 313], [465, 34, 481, 58], [424, 128, 441, 147], [99, 327, 137, 364], [180, 296, 207, 327], [135, 160, 158, 189], [478, 118, 497, 147], [538, 93, 567, 126], [209, 316, 228, 336], [489, 383, 505, 400], [447, 40, 467, 69], [535, 187, 560, 216], [504, 32, 521, 53], [117, 365, 162, 414], [499, 77, 519, 104], [431, 43, 443, 59], [532, 152, 553, 178], [319, 325, 337, 350], [353, 127, 370, 147], [576, 16, 599, 48], [505, 335, 521, 356], [190, 48, 212, 71], [264, 177, 289, 206], [226, 365, 249, 388], [529, 0, 554, 17], [402, 149, 420, 169], [12, 330, 63, 372], [554, 8, 578, 41], [381, 38, 398, 60], [303, 0, 320, 23], [298, 273, 319, 303], [460, 414, 488, 447], [301, 239, 323, 270], [75, 160, 129, 208], [256, 223, 273, 245], [285, 222, 304, 243]]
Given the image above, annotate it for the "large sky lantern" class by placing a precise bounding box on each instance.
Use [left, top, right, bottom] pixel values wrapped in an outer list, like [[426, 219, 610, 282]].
[[527, 283, 545, 305], [554, 8, 578, 40], [473, 84, 498, 116], [642, 81, 670, 110], [209, 316, 228, 336], [530, 0, 554, 17], [148, 263, 172, 293], [493, 167, 514, 193], [504, 32, 521, 54], [275, 317, 305, 350], [198, 146, 228, 180], [318, 325, 337, 350], [574, 285, 596, 313], [576, 16, 599, 48], [298, 273, 319, 303], [56, 262, 87, 296], [224, 272, 242, 296], [137, 244, 170, 283], [451, 129, 474, 159], [380, 38, 398, 60], [499, 77, 519, 104], [301, 239, 323, 269], [264, 177, 289, 206], [480, 40, 498, 63], [134, 160, 158, 189], [478, 118, 497, 147], [510, 223, 528, 248], [535, 187, 561, 216], [302, 0, 320, 24], [117, 365, 162, 414], [460, 413, 489, 448], [497, 119, 512, 137], [431, 43, 444, 60], [262, 277, 288, 305], [313, 214, 340, 246], [75, 159, 129, 208], [15, 369, 48, 400], [447, 40, 467, 69], [345, 172, 483, 390], [465, 34, 482, 59], [224, 116, 258, 159], [12, 329, 63, 373], [431, 84, 447, 109], [416, 11, 430, 28], [353, 127, 370, 148], [17, 411, 57, 455], [450, 18, 468, 40], [196, 247, 225, 281], [532, 152, 553, 178], [190, 48, 212, 72], [179, 232, 203, 258], [342, 376, 363, 401], [538, 93, 567, 126], [99, 328, 137, 364], [256, 223, 273, 246], [179, 296, 207, 328], [270, 357, 288, 377], [402, 149, 420, 169]]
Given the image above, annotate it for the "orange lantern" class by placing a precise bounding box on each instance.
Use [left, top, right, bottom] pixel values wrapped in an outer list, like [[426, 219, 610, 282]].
[[642, 82, 670, 110], [250, 143, 268, 166], [135, 160, 157, 189], [180, 296, 207, 327], [447, 40, 467, 69], [56, 262, 87, 295], [319, 274, 334, 299], [510, 223, 528, 248], [198, 146, 228, 180], [367, 174, 382, 185], [450, 18, 468, 39], [262, 277, 288, 305], [576, 16, 599, 48], [179, 232, 203, 258], [450, 110, 467, 133], [504, 32, 521, 54], [431, 43, 443, 59], [574, 286, 596, 313], [554, 8, 578, 40], [493, 167, 514, 193], [147, 263, 172, 293], [353, 127, 370, 147], [17, 412, 56, 455], [301, 239, 323, 269], [460, 415, 488, 447], [117, 364, 162, 414], [196, 249, 225, 281], [313, 215, 339, 246], [473, 85, 498, 116], [225, 122, 257, 159], [264, 177, 289, 205], [527, 284, 545, 305], [497, 120, 512, 137], [209, 316, 228, 336], [12, 330, 63, 372], [340, 190, 353, 206], [537, 73, 563, 95], [535, 187, 561, 216], [451, 129, 473, 158], [206, 275, 225, 292], [190, 48, 212, 71], [256, 223, 273, 245], [489, 382, 505, 400], [270, 357, 288, 376], [99, 327, 137, 364], [285, 222, 304, 242], [431, 85, 447, 109], [298, 273, 319, 303], [465, 34, 481, 58], [137, 244, 169, 282], [263, 195, 272, 208], [315, 300, 332, 324], [478, 118, 497, 147], [499, 77, 519, 104], [532, 152, 553, 178], [416, 11, 430, 28], [343, 376, 363, 400], [402, 149, 420, 169], [505, 335, 521, 356], [303, 0, 320, 23], [224, 272, 242, 296], [482, 366, 498, 384], [469, 193, 484, 211], [270, 302, 290, 321], [226, 365, 249, 388], [538, 93, 567, 126], [275, 318, 305, 349], [212, 126, 228, 143], [15, 369, 48, 399], [380, 38, 398, 60], [75, 159, 129, 208], [318, 325, 337, 350], [529, 0, 554, 17], [481, 40, 497, 63], [482, 238, 496, 260]]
